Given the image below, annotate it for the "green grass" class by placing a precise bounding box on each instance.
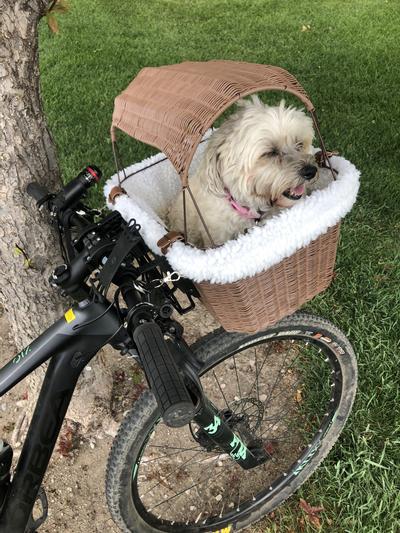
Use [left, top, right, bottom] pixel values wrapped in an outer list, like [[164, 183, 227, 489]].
[[39, 1, 400, 531]]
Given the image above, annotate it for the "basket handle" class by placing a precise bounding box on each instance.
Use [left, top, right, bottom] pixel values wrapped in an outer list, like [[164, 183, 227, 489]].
[[110, 61, 334, 187]]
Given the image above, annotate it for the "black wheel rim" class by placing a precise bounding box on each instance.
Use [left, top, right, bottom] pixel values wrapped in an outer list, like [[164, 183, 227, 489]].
[[130, 330, 344, 532]]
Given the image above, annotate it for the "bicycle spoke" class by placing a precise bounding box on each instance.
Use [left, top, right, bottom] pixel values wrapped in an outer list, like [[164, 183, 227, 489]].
[[260, 423, 304, 452], [262, 377, 303, 416], [258, 407, 308, 443], [246, 344, 273, 398], [212, 370, 230, 411], [149, 460, 229, 513], [236, 472, 242, 512], [147, 444, 205, 453], [260, 347, 301, 411], [233, 354, 242, 400], [255, 348, 260, 403], [141, 450, 205, 497], [141, 447, 207, 464]]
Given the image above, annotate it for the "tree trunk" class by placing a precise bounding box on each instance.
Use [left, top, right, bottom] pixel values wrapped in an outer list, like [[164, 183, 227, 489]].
[[0, 1, 114, 439], [0, 0, 63, 343]]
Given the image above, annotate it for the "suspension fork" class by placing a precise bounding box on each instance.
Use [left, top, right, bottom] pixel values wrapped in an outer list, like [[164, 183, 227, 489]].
[[0, 299, 121, 533], [193, 395, 268, 470], [166, 337, 269, 469]]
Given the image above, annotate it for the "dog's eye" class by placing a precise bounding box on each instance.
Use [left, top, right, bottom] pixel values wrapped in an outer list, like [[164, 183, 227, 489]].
[[262, 148, 279, 157], [295, 142, 304, 151]]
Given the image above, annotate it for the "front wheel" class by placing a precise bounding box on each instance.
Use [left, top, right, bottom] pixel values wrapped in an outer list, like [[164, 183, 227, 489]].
[[106, 313, 357, 532]]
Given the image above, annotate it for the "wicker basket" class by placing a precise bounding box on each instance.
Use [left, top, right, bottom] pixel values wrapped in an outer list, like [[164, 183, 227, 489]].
[[110, 60, 340, 333], [196, 225, 339, 332]]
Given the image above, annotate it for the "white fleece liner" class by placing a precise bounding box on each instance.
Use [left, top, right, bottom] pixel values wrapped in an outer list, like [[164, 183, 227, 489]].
[[104, 142, 360, 285]]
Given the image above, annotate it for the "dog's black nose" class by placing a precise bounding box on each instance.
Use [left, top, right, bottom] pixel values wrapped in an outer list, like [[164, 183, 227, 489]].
[[300, 164, 318, 180]]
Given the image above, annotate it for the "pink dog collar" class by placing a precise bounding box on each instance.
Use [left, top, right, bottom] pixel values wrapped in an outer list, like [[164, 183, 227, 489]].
[[224, 188, 261, 220]]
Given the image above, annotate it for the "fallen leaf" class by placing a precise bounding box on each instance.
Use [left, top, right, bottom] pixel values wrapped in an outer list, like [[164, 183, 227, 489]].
[[309, 514, 322, 529], [295, 389, 303, 403], [114, 370, 126, 383], [57, 425, 74, 456], [301, 24, 312, 32], [299, 498, 324, 529], [47, 13, 59, 33], [23, 258, 33, 269], [50, 0, 70, 14], [264, 440, 279, 456], [299, 498, 324, 515], [132, 382, 147, 401]]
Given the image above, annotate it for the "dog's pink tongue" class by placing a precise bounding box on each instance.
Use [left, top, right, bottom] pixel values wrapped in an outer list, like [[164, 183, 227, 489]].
[[291, 184, 305, 196]]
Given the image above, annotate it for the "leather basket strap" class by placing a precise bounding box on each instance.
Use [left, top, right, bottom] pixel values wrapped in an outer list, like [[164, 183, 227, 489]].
[[157, 231, 185, 255], [108, 186, 127, 205]]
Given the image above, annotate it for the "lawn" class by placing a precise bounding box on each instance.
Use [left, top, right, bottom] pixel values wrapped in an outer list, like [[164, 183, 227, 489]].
[[39, 1, 400, 532]]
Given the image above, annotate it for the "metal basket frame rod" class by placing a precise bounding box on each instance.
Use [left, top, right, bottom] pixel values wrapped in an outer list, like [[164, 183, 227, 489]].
[[310, 110, 336, 181], [111, 139, 128, 187], [184, 185, 216, 248], [182, 187, 188, 244]]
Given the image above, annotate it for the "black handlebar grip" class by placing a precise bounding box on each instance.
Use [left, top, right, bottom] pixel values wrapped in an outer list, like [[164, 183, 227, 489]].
[[27, 182, 50, 204], [133, 323, 196, 428]]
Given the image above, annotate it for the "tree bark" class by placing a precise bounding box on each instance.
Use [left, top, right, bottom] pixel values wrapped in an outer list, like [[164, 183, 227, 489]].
[[0, 1, 114, 438], [0, 0, 63, 344]]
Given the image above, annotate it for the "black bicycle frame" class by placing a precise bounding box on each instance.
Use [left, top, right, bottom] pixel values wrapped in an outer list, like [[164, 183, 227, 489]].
[[0, 294, 268, 532], [0, 299, 121, 533]]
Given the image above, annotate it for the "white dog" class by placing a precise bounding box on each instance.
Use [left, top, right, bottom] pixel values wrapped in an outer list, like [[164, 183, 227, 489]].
[[167, 96, 327, 247]]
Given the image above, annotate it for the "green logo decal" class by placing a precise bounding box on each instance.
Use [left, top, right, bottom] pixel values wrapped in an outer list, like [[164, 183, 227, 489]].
[[293, 415, 336, 476], [12, 346, 32, 364], [204, 415, 221, 435], [229, 434, 247, 461], [293, 442, 320, 476]]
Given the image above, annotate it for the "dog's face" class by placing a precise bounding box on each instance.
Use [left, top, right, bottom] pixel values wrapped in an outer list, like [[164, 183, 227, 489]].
[[205, 96, 317, 211]]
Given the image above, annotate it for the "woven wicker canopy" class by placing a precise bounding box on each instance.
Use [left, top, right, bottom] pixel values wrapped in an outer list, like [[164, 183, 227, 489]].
[[111, 60, 316, 186]]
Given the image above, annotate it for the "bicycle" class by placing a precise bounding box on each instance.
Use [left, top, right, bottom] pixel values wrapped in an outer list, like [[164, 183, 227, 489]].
[[0, 166, 357, 533]]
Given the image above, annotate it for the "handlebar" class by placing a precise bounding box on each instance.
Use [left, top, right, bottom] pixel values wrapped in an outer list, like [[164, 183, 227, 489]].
[[27, 165, 102, 213], [27, 166, 105, 298], [53, 166, 102, 212], [133, 322, 196, 427]]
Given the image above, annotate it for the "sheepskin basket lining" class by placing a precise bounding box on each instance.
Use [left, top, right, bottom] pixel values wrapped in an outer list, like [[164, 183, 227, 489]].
[[104, 141, 360, 332]]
